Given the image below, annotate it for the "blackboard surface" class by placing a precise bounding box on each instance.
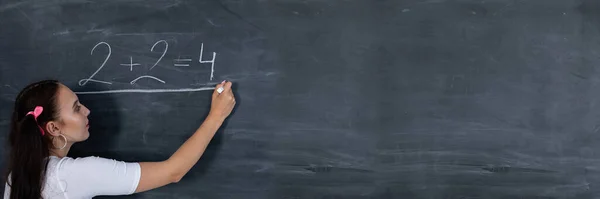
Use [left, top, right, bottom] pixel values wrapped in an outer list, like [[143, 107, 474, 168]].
[[2, 0, 600, 198]]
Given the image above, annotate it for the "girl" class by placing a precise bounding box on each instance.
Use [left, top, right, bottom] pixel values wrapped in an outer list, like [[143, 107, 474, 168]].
[[3, 79, 236, 199]]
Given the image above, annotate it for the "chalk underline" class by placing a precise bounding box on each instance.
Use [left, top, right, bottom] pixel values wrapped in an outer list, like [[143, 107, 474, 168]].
[[74, 87, 215, 95]]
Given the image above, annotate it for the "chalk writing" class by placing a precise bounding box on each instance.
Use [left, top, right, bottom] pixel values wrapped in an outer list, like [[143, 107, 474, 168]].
[[74, 87, 215, 94], [120, 56, 140, 71], [130, 75, 166, 84], [199, 43, 217, 81], [79, 42, 112, 86], [77, 40, 219, 94], [150, 40, 168, 70], [174, 58, 192, 67]]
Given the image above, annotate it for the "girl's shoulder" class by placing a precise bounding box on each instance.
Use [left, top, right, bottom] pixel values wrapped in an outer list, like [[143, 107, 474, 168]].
[[50, 155, 108, 167]]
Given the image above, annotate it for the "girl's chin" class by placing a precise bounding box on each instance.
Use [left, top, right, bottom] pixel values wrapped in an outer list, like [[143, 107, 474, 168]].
[[81, 131, 90, 140]]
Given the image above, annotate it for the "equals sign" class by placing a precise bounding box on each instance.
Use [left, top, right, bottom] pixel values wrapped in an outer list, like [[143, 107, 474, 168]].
[[173, 58, 192, 67]]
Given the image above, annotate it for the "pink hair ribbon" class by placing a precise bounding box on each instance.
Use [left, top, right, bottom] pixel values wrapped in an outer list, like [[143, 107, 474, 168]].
[[25, 106, 45, 135]]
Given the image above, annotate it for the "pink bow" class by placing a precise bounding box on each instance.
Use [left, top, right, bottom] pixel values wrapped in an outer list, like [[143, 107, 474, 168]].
[[26, 106, 45, 135]]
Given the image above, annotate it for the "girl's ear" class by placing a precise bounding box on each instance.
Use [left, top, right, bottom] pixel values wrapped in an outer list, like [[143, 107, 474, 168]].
[[45, 121, 62, 136]]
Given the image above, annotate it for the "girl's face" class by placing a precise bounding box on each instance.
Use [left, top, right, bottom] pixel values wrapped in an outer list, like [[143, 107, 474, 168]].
[[53, 84, 91, 142]]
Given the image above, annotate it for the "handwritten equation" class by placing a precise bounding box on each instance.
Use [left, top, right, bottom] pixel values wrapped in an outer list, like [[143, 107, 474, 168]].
[[75, 40, 218, 95]]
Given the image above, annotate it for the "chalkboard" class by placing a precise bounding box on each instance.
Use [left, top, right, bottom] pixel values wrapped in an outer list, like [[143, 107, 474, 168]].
[[2, 0, 600, 198]]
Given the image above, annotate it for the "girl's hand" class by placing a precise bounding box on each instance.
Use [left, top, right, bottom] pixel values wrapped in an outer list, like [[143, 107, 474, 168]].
[[208, 81, 236, 121]]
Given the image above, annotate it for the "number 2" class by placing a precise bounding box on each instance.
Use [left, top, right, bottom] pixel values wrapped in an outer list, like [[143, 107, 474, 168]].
[[79, 42, 112, 86], [150, 40, 168, 70]]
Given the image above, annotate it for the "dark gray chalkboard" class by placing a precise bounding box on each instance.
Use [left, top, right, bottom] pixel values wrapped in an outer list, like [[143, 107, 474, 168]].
[[2, 0, 600, 198]]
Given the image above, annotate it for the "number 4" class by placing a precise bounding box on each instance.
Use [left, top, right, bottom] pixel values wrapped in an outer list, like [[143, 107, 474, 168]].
[[199, 43, 217, 81]]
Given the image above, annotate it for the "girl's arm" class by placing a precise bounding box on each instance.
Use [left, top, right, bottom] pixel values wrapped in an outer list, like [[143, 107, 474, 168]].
[[134, 81, 235, 193]]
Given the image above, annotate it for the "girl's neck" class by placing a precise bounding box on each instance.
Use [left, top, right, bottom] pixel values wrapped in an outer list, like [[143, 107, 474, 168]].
[[49, 144, 72, 158]]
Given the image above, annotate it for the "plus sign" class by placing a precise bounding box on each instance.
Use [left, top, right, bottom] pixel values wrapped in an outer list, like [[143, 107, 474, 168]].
[[120, 56, 141, 71]]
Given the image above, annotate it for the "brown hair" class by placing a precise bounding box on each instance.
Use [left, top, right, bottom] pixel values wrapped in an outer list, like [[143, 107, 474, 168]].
[[4, 79, 61, 199]]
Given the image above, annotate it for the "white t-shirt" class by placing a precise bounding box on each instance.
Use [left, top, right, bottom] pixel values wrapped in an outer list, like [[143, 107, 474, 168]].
[[3, 156, 141, 199]]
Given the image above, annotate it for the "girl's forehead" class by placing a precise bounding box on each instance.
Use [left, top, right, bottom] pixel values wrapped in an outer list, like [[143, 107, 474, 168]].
[[57, 85, 77, 106]]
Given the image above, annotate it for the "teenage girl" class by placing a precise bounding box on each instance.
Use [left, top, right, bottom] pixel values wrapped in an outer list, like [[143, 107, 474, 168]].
[[3, 79, 236, 199]]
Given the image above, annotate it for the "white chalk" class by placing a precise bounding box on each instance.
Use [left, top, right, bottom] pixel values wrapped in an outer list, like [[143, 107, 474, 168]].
[[216, 87, 224, 93]]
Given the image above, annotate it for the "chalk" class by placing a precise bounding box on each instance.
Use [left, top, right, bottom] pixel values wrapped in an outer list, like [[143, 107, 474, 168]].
[[216, 86, 224, 93]]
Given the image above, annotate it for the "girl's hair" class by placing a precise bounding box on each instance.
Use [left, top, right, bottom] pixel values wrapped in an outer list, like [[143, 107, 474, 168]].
[[4, 79, 61, 199]]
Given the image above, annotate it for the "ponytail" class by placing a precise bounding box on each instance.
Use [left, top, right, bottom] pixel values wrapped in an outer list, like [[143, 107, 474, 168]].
[[4, 80, 60, 199], [7, 115, 50, 199]]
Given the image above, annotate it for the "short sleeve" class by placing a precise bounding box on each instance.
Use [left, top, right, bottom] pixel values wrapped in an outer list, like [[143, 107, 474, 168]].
[[3, 182, 10, 199], [57, 156, 141, 197]]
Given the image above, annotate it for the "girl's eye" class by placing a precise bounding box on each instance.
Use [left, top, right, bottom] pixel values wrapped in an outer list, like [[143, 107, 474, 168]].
[[75, 105, 81, 112]]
